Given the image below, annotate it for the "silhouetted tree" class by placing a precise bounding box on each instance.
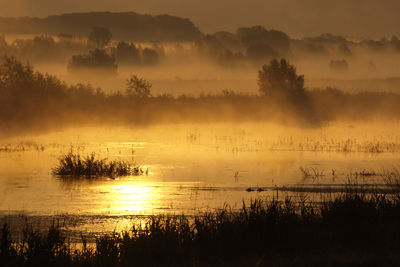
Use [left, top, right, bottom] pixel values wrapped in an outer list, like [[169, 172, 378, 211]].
[[9, 35, 59, 62], [115, 41, 141, 65], [237, 26, 291, 55], [258, 59, 318, 124], [246, 43, 278, 62], [292, 40, 327, 55], [195, 35, 227, 56], [126, 75, 152, 98], [212, 31, 241, 51], [0, 56, 67, 122], [305, 33, 348, 44], [31, 35, 57, 58], [258, 58, 305, 98], [88, 26, 112, 48], [218, 49, 245, 68], [237, 26, 266, 43], [0, 12, 203, 42], [68, 49, 117, 75], [361, 39, 387, 52]]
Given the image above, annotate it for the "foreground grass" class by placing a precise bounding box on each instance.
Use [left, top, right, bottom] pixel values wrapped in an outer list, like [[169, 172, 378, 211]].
[[52, 153, 143, 177], [2, 193, 400, 266]]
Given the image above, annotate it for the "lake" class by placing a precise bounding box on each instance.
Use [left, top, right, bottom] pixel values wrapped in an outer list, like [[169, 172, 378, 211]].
[[1, 121, 399, 239]]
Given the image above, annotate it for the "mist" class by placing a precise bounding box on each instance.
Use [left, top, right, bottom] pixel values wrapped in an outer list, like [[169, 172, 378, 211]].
[[2, 18, 400, 137]]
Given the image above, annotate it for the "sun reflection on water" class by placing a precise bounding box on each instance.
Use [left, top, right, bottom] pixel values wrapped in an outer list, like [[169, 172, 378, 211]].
[[102, 181, 160, 215]]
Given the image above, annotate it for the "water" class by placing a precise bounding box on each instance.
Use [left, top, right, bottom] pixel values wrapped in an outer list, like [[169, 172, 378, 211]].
[[1, 122, 399, 237]]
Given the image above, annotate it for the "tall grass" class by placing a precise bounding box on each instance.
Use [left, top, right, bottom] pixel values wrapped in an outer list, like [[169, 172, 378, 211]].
[[52, 152, 142, 177], [2, 193, 400, 266]]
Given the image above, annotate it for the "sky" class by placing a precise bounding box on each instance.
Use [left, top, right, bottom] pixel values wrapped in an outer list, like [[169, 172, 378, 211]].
[[1, 0, 399, 38]]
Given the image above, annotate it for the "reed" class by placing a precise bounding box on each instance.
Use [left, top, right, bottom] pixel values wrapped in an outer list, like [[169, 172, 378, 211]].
[[2, 192, 400, 266], [52, 152, 142, 177]]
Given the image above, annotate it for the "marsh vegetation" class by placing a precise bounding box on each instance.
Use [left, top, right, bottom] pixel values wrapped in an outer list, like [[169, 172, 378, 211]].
[[52, 152, 143, 178], [2, 192, 400, 266]]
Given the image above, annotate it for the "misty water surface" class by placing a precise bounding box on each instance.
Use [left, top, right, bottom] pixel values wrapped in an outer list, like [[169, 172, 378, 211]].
[[1, 122, 399, 236]]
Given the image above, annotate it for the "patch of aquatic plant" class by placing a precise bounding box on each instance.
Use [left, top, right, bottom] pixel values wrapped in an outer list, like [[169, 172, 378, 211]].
[[2, 193, 400, 266], [299, 166, 325, 180], [52, 152, 143, 177], [0, 142, 45, 153], [350, 169, 379, 177], [245, 184, 383, 194], [299, 166, 384, 181], [272, 137, 400, 153], [382, 168, 400, 193]]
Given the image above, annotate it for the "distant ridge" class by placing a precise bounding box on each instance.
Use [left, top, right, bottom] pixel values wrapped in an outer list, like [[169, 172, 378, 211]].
[[0, 11, 204, 42]]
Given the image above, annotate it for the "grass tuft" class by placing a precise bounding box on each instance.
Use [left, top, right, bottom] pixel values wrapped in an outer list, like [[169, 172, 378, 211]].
[[52, 152, 143, 177]]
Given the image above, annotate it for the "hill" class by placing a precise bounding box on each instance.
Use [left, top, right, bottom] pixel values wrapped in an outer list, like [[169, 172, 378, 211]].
[[0, 11, 203, 42]]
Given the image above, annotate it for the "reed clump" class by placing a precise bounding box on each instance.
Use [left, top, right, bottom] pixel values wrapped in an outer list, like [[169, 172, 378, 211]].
[[52, 152, 142, 177]]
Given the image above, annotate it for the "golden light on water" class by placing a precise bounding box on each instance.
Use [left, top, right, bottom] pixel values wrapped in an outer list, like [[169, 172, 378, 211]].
[[96, 179, 161, 215]]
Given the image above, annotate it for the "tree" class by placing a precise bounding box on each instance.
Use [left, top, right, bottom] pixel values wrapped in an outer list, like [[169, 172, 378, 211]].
[[195, 35, 226, 56], [88, 26, 112, 48], [258, 58, 305, 98], [30, 35, 57, 60], [217, 49, 244, 68], [237, 26, 291, 55], [115, 41, 141, 65], [246, 43, 277, 62], [258, 59, 318, 125], [68, 49, 118, 75], [126, 75, 152, 98]]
